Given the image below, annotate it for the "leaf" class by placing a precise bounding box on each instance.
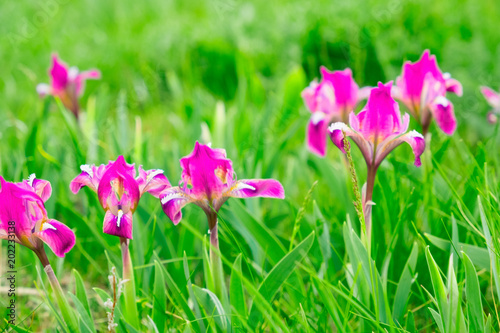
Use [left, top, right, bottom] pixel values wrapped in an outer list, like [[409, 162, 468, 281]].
[[159, 263, 200, 332], [223, 200, 286, 264], [73, 269, 92, 318], [429, 308, 444, 333], [479, 198, 500, 298], [424, 233, 490, 270], [192, 285, 228, 331], [405, 310, 416, 333], [462, 252, 484, 332], [248, 232, 315, 327], [425, 247, 449, 332], [68, 293, 96, 333], [230, 254, 246, 317], [183, 253, 206, 333], [152, 261, 167, 332], [392, 242, 418, 322], [93, 288, 112, 304]]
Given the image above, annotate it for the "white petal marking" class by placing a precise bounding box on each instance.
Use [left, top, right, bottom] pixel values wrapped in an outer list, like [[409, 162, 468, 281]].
[[42, 222, 57, 231], [146, 169, 164, 183], [81, 165, 94, 178], [68, 67, 79, 81], [235, 182, 256, 191], [160, 192, 186, 204], [117, 210, 123, 228], [311, 112, 326, 125], [27, 173, 36, 187], [434, 96, 450, 107]]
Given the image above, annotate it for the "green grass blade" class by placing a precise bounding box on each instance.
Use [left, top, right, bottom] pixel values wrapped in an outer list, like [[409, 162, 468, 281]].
[[248, 231, 315, 328], [230, 254, 246, 317], [392, 242, 418, 322], [73, 269, 92, 318], [192, 284, 228, 331], [462, 252, 484, 332], [152, 260, 167, 331]]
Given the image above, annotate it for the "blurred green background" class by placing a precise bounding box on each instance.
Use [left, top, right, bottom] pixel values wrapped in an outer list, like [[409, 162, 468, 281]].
[[1, 0, 500, 331]]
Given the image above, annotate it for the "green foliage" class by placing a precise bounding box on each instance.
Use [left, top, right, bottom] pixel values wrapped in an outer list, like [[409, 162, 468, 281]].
[[1, 0, 500, 331]]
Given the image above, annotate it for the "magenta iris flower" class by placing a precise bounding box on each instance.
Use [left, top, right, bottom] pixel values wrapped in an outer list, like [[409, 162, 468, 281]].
[[393, 50, 462, 135], [159, 142, 285, 225], [480, 86, 500, 123], [70, 156, 170, 239], [301, 67, 371, 156], [37, 54, 101, 118], [330, 82, 426, 169], [0, 175, 75, 257]]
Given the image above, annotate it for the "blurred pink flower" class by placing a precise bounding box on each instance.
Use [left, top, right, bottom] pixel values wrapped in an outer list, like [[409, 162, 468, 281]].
[[159, 142, 285, 225], [37, 54, 101, 118], [393, 50, 462, 135], [70, 156, 170, 239], [480, 86, 500, 124], [301, 67, 371, 156], [330, 82, 425, 168], [0, 175, 75, 257]]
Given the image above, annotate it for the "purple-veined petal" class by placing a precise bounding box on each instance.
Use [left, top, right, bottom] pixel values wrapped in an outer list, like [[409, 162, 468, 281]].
[[34, 219, 76, 257], [329, 121, 374, 166], [430, 97, 457, 135], [481, 86, 500, 108], [36, 83, 51, 98], [136, 166, 171, 198], [28, 175, 52, 202], [307, 114, 329, 156], [227, 179, 285, 199], [102, 210, 134, 239], [50, 55, 69, 93], [374, 130, 425, 167], [444, 75, 463, 96], [160, 187, 192, 225]]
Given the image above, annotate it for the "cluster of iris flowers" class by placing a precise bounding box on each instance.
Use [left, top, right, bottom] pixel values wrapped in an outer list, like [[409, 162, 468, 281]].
[[0, 50, 495, 330]]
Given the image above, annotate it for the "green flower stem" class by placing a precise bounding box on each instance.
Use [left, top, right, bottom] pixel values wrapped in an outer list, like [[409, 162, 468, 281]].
[[36, 249, 78, 332], [364, 165, 377, 245], [120, 237, 140, 329], [208, 214, 226, 305]]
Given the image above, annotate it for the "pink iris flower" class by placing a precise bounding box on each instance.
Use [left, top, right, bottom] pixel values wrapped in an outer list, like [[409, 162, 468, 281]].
[[37, 54, 101, 118], [0, 175, 75, 257], [70, 156, 170, 239], [393, 50, 462, 135], [159, 142, 285, 225], [480, 86, 500, 123], [301, 66, 371, 156], [329, 82, 425, 169]]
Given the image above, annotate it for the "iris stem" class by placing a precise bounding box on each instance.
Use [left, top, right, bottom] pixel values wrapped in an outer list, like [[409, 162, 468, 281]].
[[364, 165, 377, 250], [208, 214, 227, 306], [36, 249, 78, 332], [120, 237, 140, 329]]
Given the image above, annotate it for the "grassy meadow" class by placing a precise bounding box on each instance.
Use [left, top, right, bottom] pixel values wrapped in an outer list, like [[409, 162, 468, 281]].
[[1, 0, 500, 331]]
